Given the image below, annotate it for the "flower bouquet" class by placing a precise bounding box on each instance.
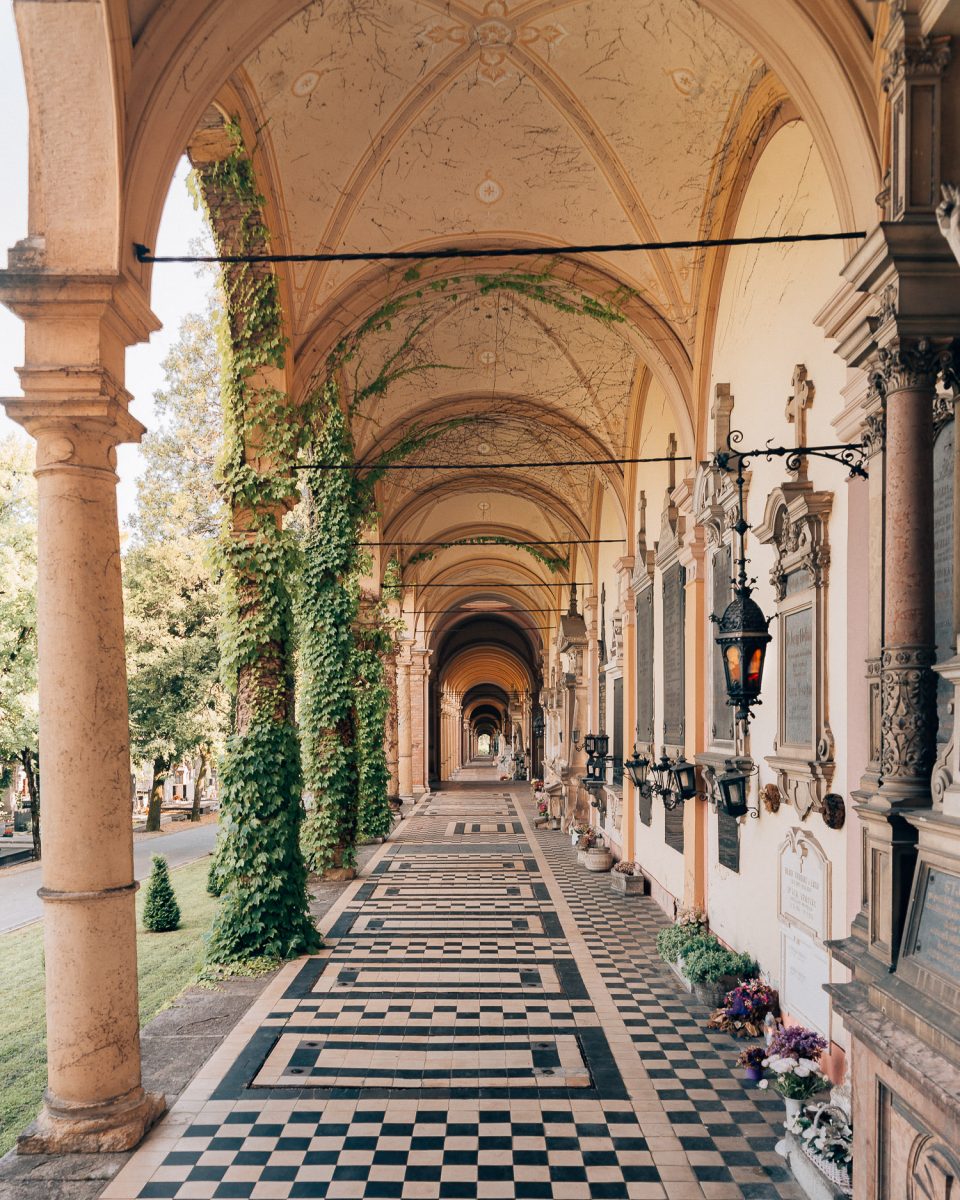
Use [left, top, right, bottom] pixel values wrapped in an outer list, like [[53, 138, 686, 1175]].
[[787, 1103, 853, 1194], [708, 978, 779, 1038], [760, 1027, 830, 1118], [736, 1044, 766, 1082], [536, 798, 548, 816]]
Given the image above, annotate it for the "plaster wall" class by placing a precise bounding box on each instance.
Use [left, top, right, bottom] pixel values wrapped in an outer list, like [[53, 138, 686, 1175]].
[[620, 378, 683, 905], [703, 121, 860, 1053]]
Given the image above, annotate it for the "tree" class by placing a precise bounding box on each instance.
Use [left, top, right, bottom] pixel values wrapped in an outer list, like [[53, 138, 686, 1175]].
[[0, 436, 40, 859], [126, 284, 227, 828], [124, 537, 224, 831], [142, 854, 181, 932], [130, 289, 224, 544]]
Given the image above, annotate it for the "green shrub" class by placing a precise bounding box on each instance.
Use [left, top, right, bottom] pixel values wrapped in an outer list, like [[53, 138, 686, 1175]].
[[683, 938, 758, 985], [142, 855, 181, 932], [656, 919, 707, 963]]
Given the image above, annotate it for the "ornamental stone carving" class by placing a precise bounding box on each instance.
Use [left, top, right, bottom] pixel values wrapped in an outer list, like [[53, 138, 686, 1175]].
[[908, 1134, 960, 1200], [881, 645, 939, 782], [872, 338, 942, 396]]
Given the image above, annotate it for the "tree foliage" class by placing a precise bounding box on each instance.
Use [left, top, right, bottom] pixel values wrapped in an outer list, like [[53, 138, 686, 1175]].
[[124, 537, 225, 830], [0, 436, 39, 858], [191, 124, 319, 965]]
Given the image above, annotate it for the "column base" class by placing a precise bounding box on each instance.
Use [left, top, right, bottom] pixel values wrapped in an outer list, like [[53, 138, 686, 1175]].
[[18, 1086, 166, 1155]]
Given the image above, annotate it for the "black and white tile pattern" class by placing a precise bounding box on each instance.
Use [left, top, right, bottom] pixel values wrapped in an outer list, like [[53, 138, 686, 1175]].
[[103, 782, 801, 1200]]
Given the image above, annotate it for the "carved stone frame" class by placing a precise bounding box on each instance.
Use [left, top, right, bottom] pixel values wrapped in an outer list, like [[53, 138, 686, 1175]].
[[756, 483, 835, 819]]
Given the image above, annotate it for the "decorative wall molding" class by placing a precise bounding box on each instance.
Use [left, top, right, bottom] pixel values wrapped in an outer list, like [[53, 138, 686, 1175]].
[[756, 477, 835, 820]]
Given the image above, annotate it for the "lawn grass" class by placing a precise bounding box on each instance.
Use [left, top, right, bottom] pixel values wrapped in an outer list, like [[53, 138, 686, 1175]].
[[0, 855, 218, 1157]]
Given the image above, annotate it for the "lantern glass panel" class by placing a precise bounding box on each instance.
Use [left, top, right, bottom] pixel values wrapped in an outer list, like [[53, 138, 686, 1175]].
[[746, 645, 764, 690], [584, 734, 597, 755], [724, 643, 743, 689]]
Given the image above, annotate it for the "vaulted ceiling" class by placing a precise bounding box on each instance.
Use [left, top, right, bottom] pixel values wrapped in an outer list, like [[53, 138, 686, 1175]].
[[184, 0, 849, 650]]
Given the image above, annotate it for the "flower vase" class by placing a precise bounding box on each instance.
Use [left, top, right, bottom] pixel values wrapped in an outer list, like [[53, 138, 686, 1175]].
[[783, 1097, 802, 1123], [743, 1066, 763, 1082]]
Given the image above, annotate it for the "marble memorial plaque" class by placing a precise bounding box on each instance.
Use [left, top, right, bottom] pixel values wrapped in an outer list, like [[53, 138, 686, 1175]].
[[664, 801, 684, 853], [934, 420, 955, 744], [712, 544, 734, 742], [662, 562, 685, 744], [912, 866, 960, 983], [780, 926, 830, 1035], [783, 605, 813, 747], [717, 809, 740, 872], [778, 829, 828, 941], [636, 588, 654, 743], [638, 788, 652, 826]]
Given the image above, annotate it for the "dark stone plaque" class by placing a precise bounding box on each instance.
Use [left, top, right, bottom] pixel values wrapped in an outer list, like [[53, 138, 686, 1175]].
[[711, 544, 734, 742], [638, 788, 652, 826], [664, 801, 684, 853], [717, 809, 740, 872], [636, 587, 654, 743], [934, 420, 955, 744], [913, 866, 960, 983], [662, 562, 686, 744], [783, 605, 813, 747], [613, 676, 623, 786]]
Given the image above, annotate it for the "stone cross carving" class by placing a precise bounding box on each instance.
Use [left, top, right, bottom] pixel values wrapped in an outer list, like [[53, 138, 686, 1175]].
[[637, 491, 648, 557], [666, 432, 678, 491], [786, 365, 814, 477]]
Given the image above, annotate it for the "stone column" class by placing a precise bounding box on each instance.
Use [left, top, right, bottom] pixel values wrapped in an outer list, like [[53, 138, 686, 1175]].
[[384, 639, 400, 801], [410, 649, 430, 794], [2, 279, 165, 1150], [397, 643, 414, 801], [877, 341, 940, 806], [616, 557, 637, 860]]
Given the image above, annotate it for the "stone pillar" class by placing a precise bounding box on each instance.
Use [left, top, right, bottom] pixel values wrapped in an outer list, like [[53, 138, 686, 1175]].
[[410, 649, 430, 794], [384, 639, 400, 801], [397, 643, 414, 801], [1, 278, 165, 1152], [858, 341, 940, 965], [616, 557, 637, 861]]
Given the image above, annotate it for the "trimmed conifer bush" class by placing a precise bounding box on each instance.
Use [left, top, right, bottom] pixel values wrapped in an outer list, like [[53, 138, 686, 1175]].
[[143, 854, 181, 932]]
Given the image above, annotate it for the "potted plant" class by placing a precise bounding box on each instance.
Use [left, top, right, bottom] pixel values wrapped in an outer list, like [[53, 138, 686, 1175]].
[[737, 1045, 766, 1082], [708, 978, 779, 1038], [610, 860, 648, 895], [583, 839, 613, 872], [760, 1025, 830, 1121], [576, 826, 597, 864], [787, 1102, 853, 1195], [655, 908, 707, 989], [681, 937, 759, 1008], [571, 821, 588, 848], [534, 796, 549, 826]]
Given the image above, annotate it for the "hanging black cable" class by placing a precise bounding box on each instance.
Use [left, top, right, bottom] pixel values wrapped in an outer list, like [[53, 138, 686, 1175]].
[[134, 230, 863, 266], [349, 538, 625, 547], [296, 454, 691, 471], [409, 582, 590, 588]]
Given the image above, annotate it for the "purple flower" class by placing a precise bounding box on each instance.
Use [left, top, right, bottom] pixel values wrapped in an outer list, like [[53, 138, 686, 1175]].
[[768, 1025, 827, 1062]]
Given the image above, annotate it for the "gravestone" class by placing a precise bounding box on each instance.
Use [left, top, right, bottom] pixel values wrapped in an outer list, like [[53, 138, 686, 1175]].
[[778, 828, 830, 1034], [712, 544, 734, 742], [717, 809, 740, 872], [662, 562, 685, 744], [635, 589, 654, 743], [934, 419, 955, 743], [783, 603, 814, 747], [664, 801, 684, 852], [911, 866, 960, 983]]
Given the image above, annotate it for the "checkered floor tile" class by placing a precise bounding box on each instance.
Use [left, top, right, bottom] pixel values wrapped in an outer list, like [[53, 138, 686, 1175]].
[[103, 778, 801, 1200]]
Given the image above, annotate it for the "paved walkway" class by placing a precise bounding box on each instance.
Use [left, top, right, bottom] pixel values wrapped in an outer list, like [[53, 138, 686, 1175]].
[[0, 821, 219, 933], [103, 785, 799, 1200]]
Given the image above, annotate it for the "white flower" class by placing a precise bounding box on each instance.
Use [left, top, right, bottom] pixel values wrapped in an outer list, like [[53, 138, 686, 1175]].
[[758, 1080, 768, 1089]]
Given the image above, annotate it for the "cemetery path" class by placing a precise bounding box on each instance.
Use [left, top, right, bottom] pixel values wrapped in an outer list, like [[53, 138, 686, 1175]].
[[101, 784, 801, 1200]]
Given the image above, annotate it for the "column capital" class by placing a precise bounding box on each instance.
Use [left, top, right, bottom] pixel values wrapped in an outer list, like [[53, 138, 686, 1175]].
[[871, 336, 947, 397]]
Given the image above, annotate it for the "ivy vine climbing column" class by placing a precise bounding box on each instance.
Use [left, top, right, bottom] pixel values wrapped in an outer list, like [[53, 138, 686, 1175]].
[[189, 118, 318, 965]]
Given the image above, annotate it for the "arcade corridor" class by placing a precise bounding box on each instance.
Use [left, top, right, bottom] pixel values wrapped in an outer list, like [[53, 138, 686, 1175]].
[[103, 784, 799, 1200]]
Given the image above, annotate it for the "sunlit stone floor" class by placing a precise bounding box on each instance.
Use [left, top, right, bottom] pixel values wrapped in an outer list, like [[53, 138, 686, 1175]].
[[102, 779, 800, 1200]]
